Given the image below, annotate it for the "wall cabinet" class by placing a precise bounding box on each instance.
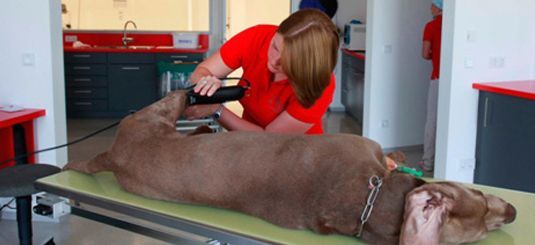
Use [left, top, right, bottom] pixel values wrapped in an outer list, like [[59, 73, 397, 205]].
[[65, 52, 203, 118], [341, 51, 365, 124], [474, 91, 535, 193]]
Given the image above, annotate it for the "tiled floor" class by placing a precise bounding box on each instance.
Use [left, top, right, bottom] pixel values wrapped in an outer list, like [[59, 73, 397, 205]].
[[0, 111, 425, 244]]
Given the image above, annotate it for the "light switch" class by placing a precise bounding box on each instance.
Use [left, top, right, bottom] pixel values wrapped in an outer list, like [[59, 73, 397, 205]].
[[464, 59, 474, 68], [495, 57, 505, 68], [22, 53, 35, 66]]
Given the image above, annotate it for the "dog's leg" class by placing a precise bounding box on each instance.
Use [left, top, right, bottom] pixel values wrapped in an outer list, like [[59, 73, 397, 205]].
[[63, 152, 113, 173], [187, 125, 214, 136]]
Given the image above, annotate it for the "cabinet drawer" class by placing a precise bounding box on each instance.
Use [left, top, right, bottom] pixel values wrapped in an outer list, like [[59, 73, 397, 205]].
[[67, 99, 107, 111], [108, 65, 156, 78], [108, 53, 155, 64], [65, 53, 106, 63], [66, 64, 107, 75], [155, 53, 204, 63], [67, 88, 108, 99], [66, 76, 107, 87]]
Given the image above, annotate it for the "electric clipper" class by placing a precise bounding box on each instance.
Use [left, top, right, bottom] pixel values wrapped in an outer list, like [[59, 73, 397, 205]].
[[187, 77, 250, 105]]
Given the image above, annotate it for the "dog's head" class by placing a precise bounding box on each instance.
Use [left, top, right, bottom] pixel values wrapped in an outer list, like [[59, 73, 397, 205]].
[[400, 182, 516, 244]]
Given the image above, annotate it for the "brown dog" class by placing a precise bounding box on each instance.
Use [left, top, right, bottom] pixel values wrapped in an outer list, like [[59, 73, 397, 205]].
[[64, 91, 516, 244]]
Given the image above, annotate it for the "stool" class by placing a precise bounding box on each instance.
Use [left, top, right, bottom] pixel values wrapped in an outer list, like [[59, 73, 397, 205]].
[[0, 164, 61, 245]]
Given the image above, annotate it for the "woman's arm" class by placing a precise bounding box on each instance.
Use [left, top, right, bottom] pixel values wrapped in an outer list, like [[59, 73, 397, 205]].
[[190, 51, 233, 96], [191, 51, 233, 82], [183, 51, 234, 118], [422, 41, 432, 60], [186, 49, 314, 133]]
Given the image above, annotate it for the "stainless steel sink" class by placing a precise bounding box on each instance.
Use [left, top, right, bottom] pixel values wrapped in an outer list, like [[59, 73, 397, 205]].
[[126, 45, 155, 50], [92, 45, 155, 50]]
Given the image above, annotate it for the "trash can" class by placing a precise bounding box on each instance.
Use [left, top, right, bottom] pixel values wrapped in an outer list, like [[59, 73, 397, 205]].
[[157, 61, 221, 133], [157, 61, 198, 98]]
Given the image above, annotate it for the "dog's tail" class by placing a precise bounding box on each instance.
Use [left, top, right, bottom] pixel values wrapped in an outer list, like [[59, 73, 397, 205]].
[[63, 152, 113, 174]]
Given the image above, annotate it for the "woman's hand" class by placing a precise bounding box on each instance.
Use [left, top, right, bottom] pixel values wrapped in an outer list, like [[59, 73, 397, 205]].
[[194, 75, 222, 96], [184, 103, 220, 120]]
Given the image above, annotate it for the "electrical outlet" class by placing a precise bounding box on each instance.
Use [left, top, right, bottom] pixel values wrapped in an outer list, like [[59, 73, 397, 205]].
[[459, 158, 475, 171], [489, 56, 506, 69], [34, 193, 70, 220]]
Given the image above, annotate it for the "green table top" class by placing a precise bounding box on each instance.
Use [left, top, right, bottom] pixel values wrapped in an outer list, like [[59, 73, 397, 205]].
[[36, 171, 535, 245]]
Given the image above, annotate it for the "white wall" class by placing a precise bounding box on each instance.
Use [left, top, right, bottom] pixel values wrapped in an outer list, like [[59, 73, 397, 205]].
[[0, 0, 66, 215], [364, 0, 431, 148], [436, 0, 535, 182], [0, 0, 67, 164], [335, 0, 366, 27]]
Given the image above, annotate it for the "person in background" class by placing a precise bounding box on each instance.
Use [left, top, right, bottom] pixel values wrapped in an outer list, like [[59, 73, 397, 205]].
[[184, 9, 339, 134], [421, 0, 443, 172], [299, 0, 338, 19]]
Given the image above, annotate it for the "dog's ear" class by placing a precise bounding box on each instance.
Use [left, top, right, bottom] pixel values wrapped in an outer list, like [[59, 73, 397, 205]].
[[384, 156, 398, 171], [386, 151, 406, 163], [399, 186, 453, 245]]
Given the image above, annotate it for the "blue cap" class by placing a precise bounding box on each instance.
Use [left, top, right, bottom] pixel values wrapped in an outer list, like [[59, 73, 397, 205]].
[[299, 0, 326, 12], [432, 0, 443, 9]]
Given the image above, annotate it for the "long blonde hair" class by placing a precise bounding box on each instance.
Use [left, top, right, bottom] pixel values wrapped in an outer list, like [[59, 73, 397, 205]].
[[278, 9, 339, 108]]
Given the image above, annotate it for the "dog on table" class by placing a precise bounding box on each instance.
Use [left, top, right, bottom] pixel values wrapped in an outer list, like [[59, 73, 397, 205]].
[[64, 90, 516, 245]]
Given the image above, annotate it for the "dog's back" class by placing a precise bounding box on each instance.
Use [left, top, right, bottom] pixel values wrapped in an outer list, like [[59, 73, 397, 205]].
[[109, 128, 391, 234]]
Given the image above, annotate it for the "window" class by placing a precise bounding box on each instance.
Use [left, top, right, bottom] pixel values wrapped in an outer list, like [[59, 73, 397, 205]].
[[62, 0, 209, 31]]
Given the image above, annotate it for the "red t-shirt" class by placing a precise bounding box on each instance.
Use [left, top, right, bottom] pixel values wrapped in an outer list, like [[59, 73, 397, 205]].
[[423, 15, 442, 80], [220, 25, 335, 134]]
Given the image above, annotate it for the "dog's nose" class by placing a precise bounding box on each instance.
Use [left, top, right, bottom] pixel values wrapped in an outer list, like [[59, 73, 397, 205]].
[[504, 204, 517, 223]]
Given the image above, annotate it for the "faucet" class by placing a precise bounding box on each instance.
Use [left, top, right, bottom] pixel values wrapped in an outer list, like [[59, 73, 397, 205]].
[[122, 20, 137, 46]]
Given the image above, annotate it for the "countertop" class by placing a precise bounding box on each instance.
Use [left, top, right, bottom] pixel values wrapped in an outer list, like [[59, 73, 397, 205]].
[[64, 46, 208, 54], [342, 48, 365, 60], [0, 109, 45, 128], [473, 80, 535, 100], [37, 170, 535, 244], [63, 31, 209, 54]]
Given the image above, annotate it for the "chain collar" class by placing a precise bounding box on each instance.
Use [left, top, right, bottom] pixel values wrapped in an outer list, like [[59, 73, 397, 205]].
[[355, 175, 383, 238]]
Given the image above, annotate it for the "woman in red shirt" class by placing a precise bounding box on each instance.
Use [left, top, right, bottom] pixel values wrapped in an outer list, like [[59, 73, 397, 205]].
[[184, 9, 339, 134]]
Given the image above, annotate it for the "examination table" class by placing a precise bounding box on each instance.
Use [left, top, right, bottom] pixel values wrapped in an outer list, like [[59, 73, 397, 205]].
[[35, 170, 535, 244]]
